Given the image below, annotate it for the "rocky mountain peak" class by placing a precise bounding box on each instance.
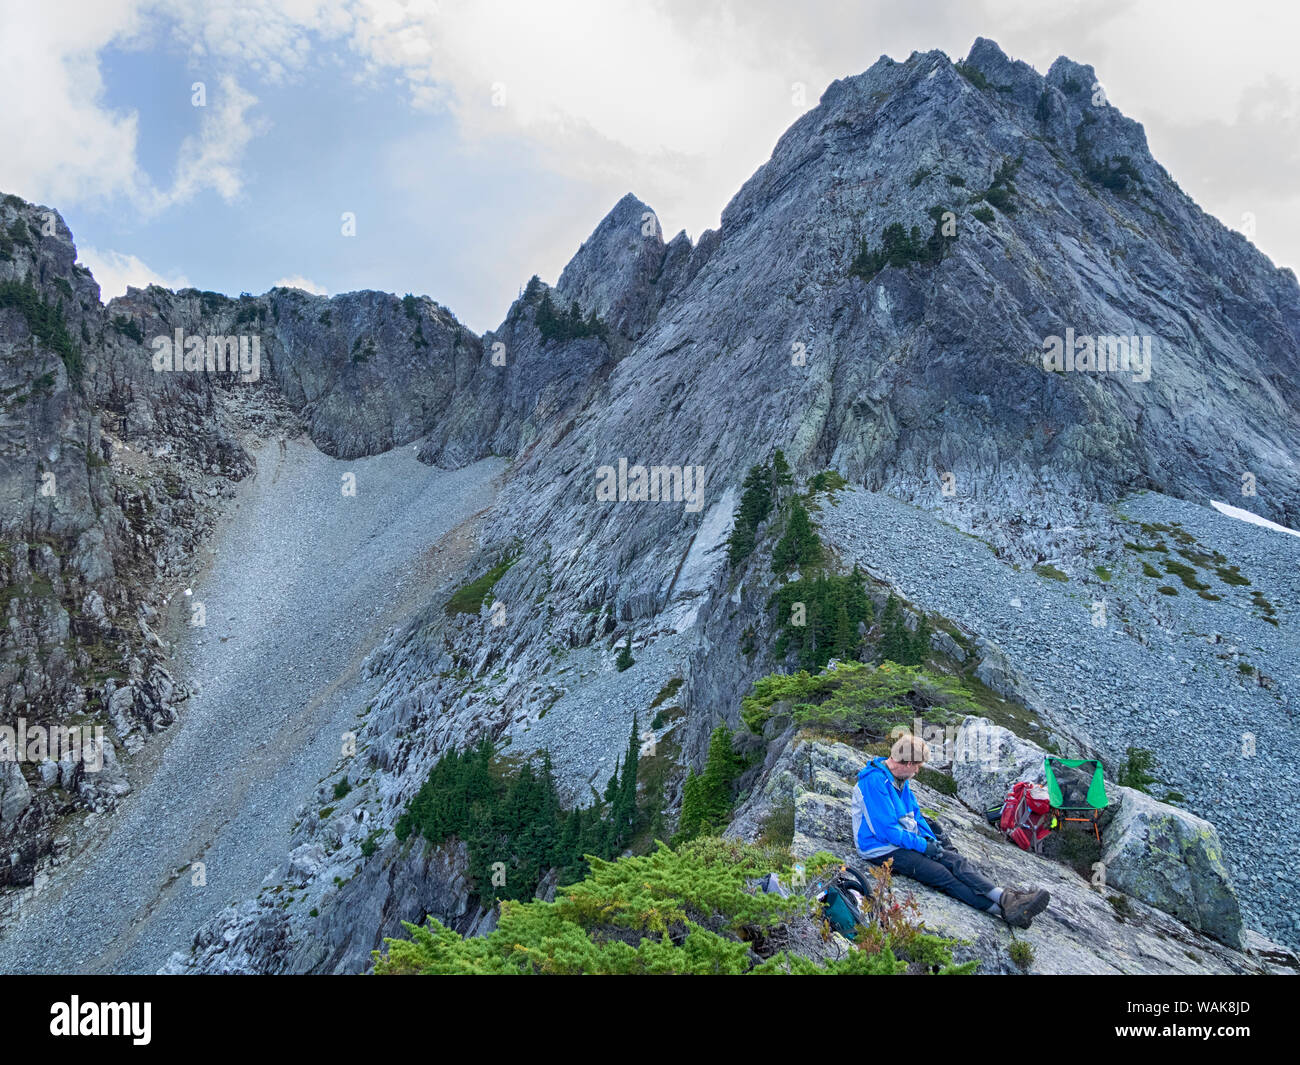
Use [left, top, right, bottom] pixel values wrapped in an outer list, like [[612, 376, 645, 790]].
[[555, 191, 677, 342]]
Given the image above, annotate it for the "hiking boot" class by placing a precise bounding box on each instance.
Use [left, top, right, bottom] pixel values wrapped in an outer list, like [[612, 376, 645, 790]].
[[1000, 887, 1050, 928]]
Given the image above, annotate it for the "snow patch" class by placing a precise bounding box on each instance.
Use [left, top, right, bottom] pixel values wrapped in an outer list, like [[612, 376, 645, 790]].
[[1210, 500, 1300, 539]]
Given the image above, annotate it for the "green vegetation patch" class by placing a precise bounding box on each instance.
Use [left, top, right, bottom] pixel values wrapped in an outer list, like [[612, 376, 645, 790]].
[[1162, 559, 1209, 591], [649, 678, 683, 711], [445, 554, 518, 616], [533, 287, 606, 343], [741, 661, 978, 742], [727, 454, 792, 567], [771, 568, 874, 671], [1216, 565, 1250, 587], [676, 726, 749, 843], [1008, 939, 1035, 970], [0, 279, 83, 381], [373, 838, 970, 975], [969, 156, 1023, 215], [849, 207, 957, 283], [395, 723, 649, 902], [772, 497, 822, 571], [1116, 747, 1159, 793]]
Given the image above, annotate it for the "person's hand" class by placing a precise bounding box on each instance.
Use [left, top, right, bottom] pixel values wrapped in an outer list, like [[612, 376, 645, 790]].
[[924, 839, 943, 859]]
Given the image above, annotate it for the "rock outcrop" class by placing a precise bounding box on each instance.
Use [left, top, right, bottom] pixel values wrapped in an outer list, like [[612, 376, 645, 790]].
[[949, 716, 1242, 946], [729, 731, 1293, 975]]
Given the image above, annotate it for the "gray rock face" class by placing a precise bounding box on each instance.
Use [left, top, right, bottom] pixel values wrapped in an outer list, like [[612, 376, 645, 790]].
[[555, 192, 677, 343], [0, 761, 30, 828], [951, 716, 1051, 814]]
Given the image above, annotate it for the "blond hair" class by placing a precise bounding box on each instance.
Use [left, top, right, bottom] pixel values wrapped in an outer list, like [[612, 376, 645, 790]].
[[890, 733, 931, 763]]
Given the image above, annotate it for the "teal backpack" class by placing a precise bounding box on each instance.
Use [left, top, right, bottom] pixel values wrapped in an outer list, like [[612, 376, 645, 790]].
[[816, 865, 872, 939]]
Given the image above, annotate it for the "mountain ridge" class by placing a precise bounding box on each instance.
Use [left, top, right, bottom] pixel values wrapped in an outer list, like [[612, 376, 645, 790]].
[[1, 36, 1298, 971]]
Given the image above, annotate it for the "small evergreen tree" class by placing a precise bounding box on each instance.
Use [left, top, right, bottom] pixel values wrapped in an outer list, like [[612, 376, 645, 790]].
[[772, 497, 822, 571], [772, 449, 793, 488], [616, 632, 635, 671], [728, 461, 774, 567], [675, 726, 744, 842]]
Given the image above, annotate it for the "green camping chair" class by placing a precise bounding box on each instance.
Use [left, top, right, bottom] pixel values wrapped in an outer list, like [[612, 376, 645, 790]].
[[1044, 757, 1108, 844]]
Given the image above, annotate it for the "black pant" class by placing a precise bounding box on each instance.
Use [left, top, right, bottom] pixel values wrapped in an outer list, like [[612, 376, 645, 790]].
[[867, 846, 998, 912]]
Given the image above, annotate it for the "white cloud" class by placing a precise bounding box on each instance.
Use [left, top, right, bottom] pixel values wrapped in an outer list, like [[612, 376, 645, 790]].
[[0, 3, 277, 215], [0, 0, 147, 206], [77, 246, 190, 301], [271, 275, 328, 295], [148, 74, 268, 211]]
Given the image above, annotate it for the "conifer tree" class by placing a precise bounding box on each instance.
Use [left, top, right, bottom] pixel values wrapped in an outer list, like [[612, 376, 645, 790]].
[[616, 632, 635, 671], [911, 613, 932, 666], [772, 449, 794, 489]]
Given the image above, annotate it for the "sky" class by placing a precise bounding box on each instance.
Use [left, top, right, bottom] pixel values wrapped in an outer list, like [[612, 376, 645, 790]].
[[1, 0, 1297, 334]]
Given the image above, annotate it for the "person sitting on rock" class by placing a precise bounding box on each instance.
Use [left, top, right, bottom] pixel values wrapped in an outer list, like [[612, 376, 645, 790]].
[[852, 733, 1051, 929]]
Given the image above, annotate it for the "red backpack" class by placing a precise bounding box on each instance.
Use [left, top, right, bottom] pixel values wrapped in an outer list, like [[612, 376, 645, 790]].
[[999, 781, 1053, 852]]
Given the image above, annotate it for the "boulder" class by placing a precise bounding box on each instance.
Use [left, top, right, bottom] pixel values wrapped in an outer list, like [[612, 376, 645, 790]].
[[973, 637, 1040, 703], [287, 843, 327, 886], [0, 760, 31, 828], [950, 716, 1046, 814], [1102, 785, 1243, 949]]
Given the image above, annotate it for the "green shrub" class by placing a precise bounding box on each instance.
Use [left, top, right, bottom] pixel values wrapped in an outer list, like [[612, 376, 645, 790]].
[[374, 838, 968, 975], [741, 660, 978, 741], [758, 799, 795, 848], [807, 469, 847, 494], [916, 766, 957, 796], [333, 778, 352, 800], [1008, 939, 1034, 969]]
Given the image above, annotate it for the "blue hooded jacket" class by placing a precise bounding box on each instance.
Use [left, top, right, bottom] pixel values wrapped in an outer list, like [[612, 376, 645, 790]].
[[852, 757, 936, 858]]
